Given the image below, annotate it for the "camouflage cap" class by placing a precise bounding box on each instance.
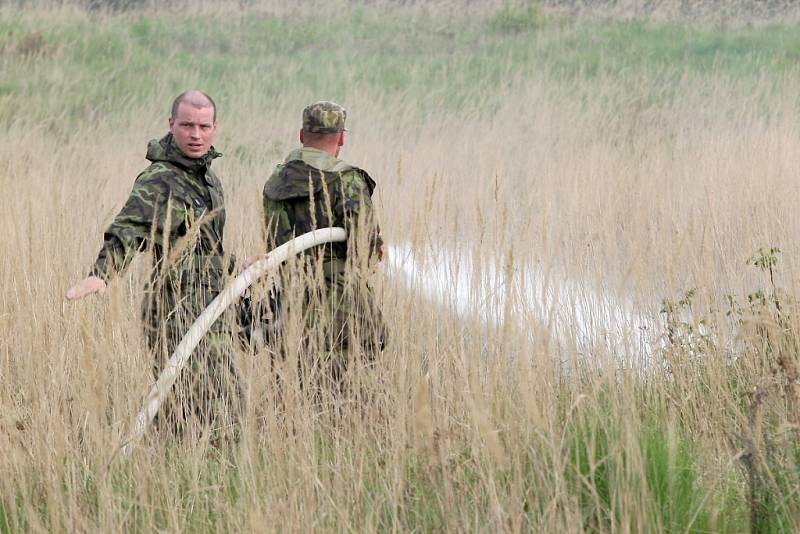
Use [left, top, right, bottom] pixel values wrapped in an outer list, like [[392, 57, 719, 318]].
[[302, 101, 347, 134]]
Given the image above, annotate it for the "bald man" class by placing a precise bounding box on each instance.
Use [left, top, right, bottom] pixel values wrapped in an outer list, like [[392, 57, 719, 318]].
[[66, 90, 244, 437]]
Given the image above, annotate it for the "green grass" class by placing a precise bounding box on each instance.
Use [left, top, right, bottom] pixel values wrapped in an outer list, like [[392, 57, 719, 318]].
[[0, 502, 10, 534], [541, 21, 800, 79], [563, 408, 730, 532], [1, 5, 799, 126], [0, 408, 792, 531], [640, 423, 710, 531]]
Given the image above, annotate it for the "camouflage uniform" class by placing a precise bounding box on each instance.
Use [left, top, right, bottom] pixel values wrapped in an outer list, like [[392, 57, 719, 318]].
[[262, 102, 387, 384], [90, 133, 243, 433]]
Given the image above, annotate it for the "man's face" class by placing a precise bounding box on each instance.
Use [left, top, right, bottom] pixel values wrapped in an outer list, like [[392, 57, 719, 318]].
[[168, 103, 217, 158]]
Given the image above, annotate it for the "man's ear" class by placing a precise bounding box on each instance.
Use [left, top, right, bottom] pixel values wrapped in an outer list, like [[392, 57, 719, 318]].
[[168, 117, 175, 133], [299, 129, 305, 144], [338, 131, 345, 147]]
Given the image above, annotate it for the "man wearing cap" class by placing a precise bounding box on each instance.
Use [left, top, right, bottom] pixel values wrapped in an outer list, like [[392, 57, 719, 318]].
[[259, 100, 387, 387], [65, 90, 244, 436]]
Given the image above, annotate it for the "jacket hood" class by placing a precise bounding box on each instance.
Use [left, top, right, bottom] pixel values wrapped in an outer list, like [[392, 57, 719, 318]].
[[264, 155, 376, 201], [264, 159, 338, 201], [145, 133, 221, 172]]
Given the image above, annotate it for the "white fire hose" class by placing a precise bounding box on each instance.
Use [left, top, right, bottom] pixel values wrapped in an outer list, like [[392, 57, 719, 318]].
[[121, 227, 347, 456]]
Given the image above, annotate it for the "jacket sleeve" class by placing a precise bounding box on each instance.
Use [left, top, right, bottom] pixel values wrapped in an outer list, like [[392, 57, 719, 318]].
[[262, 169, 295, 251], [262, 196, 294, 251], [336, 170, 383, 258], [89, 172, 187, 280]]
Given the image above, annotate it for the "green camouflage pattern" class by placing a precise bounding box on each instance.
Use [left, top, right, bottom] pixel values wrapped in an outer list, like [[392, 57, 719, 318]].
[[90, 133, 243, 431], [262, 146, 387, 372], [302, 101, 347, 133], [263, 146, 383, 266]]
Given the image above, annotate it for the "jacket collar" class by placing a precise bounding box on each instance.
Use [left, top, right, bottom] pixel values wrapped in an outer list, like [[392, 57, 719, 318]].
[[145, 133, 222, 174]]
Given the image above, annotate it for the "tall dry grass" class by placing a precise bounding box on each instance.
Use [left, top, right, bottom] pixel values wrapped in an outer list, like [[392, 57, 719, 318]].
[[1, 1, 800, 531]]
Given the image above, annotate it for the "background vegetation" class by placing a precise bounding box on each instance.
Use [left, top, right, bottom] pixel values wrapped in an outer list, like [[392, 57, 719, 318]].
[[1, 0, 800, 531]]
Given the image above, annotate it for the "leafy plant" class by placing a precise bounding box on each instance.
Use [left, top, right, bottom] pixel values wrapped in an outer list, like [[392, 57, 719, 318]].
[[660, 287, 714, 360], [728, 247, 800, 533]]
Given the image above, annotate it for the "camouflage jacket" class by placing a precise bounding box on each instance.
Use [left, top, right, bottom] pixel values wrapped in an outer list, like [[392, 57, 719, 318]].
[[90, 134, 230, 339], [262, 147, 383, 275]]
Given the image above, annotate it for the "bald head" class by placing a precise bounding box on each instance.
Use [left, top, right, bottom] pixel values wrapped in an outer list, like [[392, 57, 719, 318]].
[[168, 90, 218, 159], [170, 90, 217, 122]]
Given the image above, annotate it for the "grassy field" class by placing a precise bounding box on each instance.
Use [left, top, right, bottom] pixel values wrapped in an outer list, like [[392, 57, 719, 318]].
[[2, 0, 800, 531]]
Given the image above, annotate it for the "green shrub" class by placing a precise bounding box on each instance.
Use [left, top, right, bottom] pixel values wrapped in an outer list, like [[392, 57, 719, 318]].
[[490, 1, 543, 34]]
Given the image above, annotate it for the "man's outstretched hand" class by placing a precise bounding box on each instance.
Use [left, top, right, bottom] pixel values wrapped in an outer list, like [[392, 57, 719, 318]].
[[65, 276, 107, 301]]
